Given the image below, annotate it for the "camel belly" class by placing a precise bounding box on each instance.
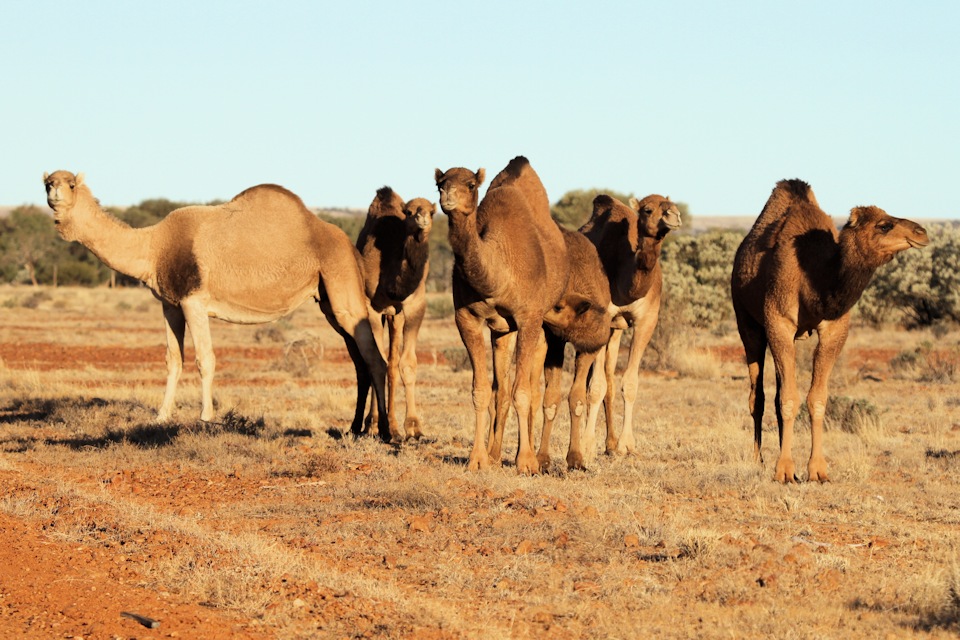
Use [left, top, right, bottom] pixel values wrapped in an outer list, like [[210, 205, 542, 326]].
[[200, 278, 319, 324]]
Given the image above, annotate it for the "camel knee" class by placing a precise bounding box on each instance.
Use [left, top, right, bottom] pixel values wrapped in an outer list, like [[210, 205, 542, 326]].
[[544, 403, 558, 421], [195, 352, 215, 378]]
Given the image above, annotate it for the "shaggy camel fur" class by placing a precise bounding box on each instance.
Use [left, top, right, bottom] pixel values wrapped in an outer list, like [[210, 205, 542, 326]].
[[537, 226, 616, 471], [579, 194, 682, 460], [43, 171, 390, 437], [356, 187, 436, 440], [731, 179, 929, 482], [435, 156, 569, 473]]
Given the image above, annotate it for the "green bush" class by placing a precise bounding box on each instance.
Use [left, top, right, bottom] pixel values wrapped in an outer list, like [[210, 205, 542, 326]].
[[858, 223, 960, 327]]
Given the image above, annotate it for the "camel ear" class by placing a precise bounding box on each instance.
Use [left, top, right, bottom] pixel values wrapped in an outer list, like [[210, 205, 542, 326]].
[[628, 197, 640, 211], [434, 168, 444, 184], [432, 202, 438, 215], [476, 168, 486, 186], [76, 172, 85, 186], [846, 207, 864, 228], [43, 172, 49, 182]]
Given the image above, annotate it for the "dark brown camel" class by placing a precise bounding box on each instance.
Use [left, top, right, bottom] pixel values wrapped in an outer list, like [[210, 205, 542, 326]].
[[356, 187, 436, 440], [579, 194, 682, 458], [435, 156, 569, 473], [731, 179, 929, 482]]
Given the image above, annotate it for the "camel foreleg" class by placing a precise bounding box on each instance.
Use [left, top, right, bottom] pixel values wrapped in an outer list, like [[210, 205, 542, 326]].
[[400, 297, 427, 440], [616, 305, 659, 455], [806, 319, 849, 482]]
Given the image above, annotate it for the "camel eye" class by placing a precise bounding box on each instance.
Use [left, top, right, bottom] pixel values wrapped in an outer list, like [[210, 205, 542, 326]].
[[468, 183, 476, 191], [878, 221, 894, 233]]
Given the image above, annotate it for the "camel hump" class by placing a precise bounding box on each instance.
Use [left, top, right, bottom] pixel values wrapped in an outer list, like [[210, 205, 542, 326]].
[[368, 186, 405, 219], [230, 183, 307, 210], [773, 179, 818, 206], [487, 155, 531, 189], [487, 156, 551, 219]]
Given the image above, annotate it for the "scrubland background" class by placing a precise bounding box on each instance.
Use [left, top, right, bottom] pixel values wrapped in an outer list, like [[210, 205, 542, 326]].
[[0, 200, 959, 637]]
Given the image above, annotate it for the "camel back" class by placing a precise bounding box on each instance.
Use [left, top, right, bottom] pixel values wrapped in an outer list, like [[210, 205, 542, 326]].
[[486, 156, 552, 222]]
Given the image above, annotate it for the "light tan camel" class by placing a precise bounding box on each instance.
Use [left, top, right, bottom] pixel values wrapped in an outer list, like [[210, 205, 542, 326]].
[[731, 179, 929, 482], [43, 170, 390, 437], [537, 226, 616, 471], [356, 186, 436, 440], [579, 194, 682, 461], [435, 156, 569, 473]]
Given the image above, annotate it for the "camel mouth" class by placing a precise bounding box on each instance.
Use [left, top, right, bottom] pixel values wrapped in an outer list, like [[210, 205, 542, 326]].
[[907, 237, 929, 249]]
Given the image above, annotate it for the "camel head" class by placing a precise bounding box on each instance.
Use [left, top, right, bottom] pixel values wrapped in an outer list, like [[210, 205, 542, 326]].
[[434, 167, 485, 217], [841, 205, 929, 266], [630, 195, 682, 240], [43, 170, 86, 241], [403, 198, 436, 238]]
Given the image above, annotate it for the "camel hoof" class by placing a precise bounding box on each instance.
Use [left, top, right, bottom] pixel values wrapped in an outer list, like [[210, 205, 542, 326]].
[[467, 452, 492, 472], [515, 454, 540, 475], [404, 417, 423, 440], [614, 442, 636, 456], [566, 451, 586, 471], [536, 452, 552, 473], [808, 458, 829, 483], [774, 459, 798, 483]]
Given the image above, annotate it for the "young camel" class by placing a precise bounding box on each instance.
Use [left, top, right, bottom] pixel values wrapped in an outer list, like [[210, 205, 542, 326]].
[[435, 156, 569, 473], [579, 194, 682, 460], [731, 179, 928, 482], [537, 226, 617, 471], [355, 186, 436, 440], [43, 171, 390, 437]]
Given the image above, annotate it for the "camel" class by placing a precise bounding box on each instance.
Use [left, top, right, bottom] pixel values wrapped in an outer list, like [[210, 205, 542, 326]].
[[355, 186, 436, 440], [579, 194, 682, 461], [43, 170, 391, 438], [731, 179, 929, 482], [537, 225, 616, 471], [435, 156, 569, 473]]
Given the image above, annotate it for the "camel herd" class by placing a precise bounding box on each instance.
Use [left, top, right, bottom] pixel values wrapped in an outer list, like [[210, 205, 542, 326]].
[[43, 160, 928, 483]]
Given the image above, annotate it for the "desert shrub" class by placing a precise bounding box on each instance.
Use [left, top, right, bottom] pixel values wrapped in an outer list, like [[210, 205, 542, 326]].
[[426, 294, 454, 319], [890, 343, 960, 383], [858, 223, 960, 327], [659, 230, 742, 329], [20, 290, 52, 309], [254, 325, 285, 344], [796, 396, 882, 435]]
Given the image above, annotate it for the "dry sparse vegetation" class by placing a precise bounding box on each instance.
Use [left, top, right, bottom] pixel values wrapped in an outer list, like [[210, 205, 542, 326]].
[[1, 284, 959, 638]]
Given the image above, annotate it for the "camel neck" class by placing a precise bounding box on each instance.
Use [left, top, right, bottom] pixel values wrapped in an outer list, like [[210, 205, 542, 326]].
[[824, 232, 884, 318], [446, 209, 498, 294], [70, 192, 154, 282]]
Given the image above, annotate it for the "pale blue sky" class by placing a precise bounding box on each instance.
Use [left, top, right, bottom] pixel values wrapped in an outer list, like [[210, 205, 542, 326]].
[[4, 1, 957, 218]]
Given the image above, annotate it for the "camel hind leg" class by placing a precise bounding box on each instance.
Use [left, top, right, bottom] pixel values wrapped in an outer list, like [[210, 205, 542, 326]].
[[317, 277, 392, 442], [180, 297, 216, 422], [158, 303, 186, 422], [767, 323, 801, 483], [734, 308, 768, 464]]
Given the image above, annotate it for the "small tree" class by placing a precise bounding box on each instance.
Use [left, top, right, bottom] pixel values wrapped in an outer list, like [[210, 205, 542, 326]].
[[0, 206, 59, 285]]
